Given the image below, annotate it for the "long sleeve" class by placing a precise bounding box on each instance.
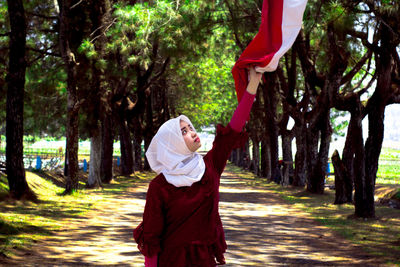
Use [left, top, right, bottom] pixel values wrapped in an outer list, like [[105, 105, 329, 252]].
[[229, 90, 256, 132]]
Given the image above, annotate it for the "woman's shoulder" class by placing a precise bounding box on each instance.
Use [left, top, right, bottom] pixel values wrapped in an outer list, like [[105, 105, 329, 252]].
[[150, 173, 167, 187], [149, 173, 177, 192]]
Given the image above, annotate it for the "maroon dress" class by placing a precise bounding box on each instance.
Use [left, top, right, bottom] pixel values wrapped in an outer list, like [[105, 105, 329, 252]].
[[134, 124, 248, 266]]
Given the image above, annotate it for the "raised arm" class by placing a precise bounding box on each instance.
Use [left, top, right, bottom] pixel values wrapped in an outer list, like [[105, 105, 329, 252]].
[[229, 67, 262, 132]]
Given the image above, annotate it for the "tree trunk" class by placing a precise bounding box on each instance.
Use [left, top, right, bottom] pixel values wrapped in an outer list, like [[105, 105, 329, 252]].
[[293, 123, 307, 186], [119, 116, 134, 175], [251, 138, 260, 176], [262, 72, 280, 182], [5, 0, 36, 201], [307, 111, 332, 194], [58, 0, 80, 194], [242, 140, 250, 169], [143, 90, 154, 171], [338, 107, 361, 204], [64, 100, 80, 193], [306, 124, 320, 192], [341, 116, 356, 203], [354, 20, 395, 218], [101, 112, 114, 183], [260, 138, 271, 179], [281, 133, 294, 185], [352, 110, 367, 218], [331, 150, 350, 204], [91, 0, 112, 184], [87, 129, 102, 188], [132, 119, 143, 171], [361, 105, 384, 218]]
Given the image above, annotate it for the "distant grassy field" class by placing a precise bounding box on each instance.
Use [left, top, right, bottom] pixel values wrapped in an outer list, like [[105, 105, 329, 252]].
[[377, 148, 400, 185]]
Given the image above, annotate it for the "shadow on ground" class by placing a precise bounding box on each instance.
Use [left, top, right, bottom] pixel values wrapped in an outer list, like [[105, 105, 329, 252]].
[[0, 166, 387, 266]]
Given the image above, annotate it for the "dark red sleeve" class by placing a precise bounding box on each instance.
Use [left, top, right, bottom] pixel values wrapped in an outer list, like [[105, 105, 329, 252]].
[[133, 179, 164, 257], [205, 124, 248, 176], [229, 90, 256, 132]]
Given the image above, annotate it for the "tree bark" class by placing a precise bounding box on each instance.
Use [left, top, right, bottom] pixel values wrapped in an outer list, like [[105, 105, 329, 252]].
[[132, 118, 143, 171], [354, 19, 396, 218], [101, 112, 114, 183], [58, 0, 80, 194], [87, 128, 102, 188], [87, 0, 112, 185], [143, 89, 154, 171], [281, 133, 294, 185], [6, 0, 36, 200], [119, 115, 134, 175], [262, 72, 280, 182], [260, 139, 271, 179], [352, 108, 367, 217], [307, 110, 332, 194], [341, 115, 356, 203], [305, 123, 320, 192], [250, 137, 260, 176], [293, 122, 307, 186], [331, 150, 350, 204]]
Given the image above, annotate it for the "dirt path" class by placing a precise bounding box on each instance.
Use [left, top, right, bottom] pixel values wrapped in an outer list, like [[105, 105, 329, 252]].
[[3, 168, 385, 266]]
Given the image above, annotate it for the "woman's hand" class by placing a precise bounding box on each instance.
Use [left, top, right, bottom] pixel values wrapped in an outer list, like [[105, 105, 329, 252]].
[[246, 67, 262, 95]]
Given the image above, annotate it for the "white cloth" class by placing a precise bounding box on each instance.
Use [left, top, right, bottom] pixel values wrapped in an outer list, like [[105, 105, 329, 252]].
[[145, 115, 205, 187]]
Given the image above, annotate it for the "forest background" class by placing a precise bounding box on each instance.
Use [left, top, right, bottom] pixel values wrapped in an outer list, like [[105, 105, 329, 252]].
[[0, 0, 399, 221]]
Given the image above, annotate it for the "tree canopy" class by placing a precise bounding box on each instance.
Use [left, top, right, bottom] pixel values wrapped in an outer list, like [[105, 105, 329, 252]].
[[1, 0, 399, 218]]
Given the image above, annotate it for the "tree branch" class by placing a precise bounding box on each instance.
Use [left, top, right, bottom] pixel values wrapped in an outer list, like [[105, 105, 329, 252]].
[[26, 12, 58, 20], [346, 28, 377, 52], [387, 89, 400, 105], [148, 57, 170, 86], [223, 0, 245, 51], [70, 0, 83, 10], [341, 50, 373, 85], [27, 46, 60, 57], [294, 30, 325, 93]]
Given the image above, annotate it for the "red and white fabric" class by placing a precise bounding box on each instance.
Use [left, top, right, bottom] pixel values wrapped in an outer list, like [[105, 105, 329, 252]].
[[232, 0, 308, 102]]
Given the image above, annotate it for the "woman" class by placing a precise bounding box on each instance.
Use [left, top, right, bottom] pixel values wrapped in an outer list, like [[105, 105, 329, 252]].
[[134, 67, 262, 266]]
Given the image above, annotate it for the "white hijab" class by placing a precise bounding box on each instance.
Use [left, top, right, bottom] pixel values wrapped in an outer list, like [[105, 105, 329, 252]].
[[145, 115, 206, 187]]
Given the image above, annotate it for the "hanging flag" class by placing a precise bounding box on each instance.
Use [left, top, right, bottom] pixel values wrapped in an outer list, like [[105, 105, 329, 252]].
[[232, 0, 308, 102]]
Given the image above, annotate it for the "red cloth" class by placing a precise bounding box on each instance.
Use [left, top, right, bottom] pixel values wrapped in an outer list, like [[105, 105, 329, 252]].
[[232, 0, 307, 102], [232, 0, 283, 102], [229, 90, 256, 132], [134, 124, 248, 267]]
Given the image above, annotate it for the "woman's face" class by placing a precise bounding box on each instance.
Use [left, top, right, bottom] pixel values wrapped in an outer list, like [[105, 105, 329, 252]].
[[180, 120, 201, 152]]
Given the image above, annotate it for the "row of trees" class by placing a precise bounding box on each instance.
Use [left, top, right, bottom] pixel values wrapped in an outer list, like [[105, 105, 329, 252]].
[[229, 0, 400, 218], [1, 0, 399, 218]]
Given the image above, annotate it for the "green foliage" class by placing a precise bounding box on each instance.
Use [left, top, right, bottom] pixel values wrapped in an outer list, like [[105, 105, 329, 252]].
[[330, 108, 349, 139], [24, 56, 67, 137], [169, 18, 241, 128], [104, 1, 196, 70], [171, 53, 237, 129]]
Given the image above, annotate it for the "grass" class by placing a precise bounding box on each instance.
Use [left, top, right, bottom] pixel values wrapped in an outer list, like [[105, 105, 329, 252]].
[[0, 172, 94, 258], [377, 163, 400, 185], [0, 170, 154, 259], [0, 151, 399, 264], [227, 163, 400, 265], [380, 147, 400, 161]]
